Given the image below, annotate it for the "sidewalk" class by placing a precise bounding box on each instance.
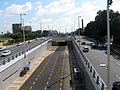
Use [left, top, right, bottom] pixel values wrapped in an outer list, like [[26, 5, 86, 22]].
[[6, 50, 55, 90]]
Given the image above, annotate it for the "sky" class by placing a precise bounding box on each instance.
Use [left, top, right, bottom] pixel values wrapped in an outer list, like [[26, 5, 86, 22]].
[[0, 0, 120, 33]]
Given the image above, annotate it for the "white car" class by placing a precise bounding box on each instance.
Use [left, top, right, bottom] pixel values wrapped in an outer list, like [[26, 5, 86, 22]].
[[16, 43, 22, 46], [1, 50, 11, 56], [83, 46, 89, 52], [0, 47, 6, 51]]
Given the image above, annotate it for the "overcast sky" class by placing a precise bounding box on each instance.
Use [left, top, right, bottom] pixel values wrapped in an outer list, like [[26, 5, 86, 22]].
[[0, 0, 120, 33]]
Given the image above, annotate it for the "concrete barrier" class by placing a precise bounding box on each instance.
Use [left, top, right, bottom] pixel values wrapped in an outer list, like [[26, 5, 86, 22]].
[[72, 38, 107, 90], [0, 39, 50, 90]]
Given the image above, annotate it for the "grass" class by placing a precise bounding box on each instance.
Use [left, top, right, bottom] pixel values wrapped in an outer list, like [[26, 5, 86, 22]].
[[0, 37, 13, 40]]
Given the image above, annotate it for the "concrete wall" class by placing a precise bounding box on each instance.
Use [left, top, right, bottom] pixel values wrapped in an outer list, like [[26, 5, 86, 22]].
[[0, 42, 48, 90], [72, 41, 99, 90]]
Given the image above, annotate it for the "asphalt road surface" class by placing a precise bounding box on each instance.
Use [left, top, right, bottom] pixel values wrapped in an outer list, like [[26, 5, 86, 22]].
[[75, 35, 120, 89], [0, 38, 48, 62], [19, 46, 71, 90]]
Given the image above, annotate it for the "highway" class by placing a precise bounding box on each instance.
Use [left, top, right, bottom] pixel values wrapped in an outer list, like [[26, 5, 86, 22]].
[[0, 38, 48, 64], [75, 36, 120, 88], [19, 46, 71, 90]]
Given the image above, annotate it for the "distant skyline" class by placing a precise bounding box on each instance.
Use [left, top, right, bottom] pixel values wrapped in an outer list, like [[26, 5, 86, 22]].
[[0, 0, 120, 33]]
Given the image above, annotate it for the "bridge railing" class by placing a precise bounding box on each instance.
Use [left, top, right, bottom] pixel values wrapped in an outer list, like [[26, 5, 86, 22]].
[[72, 38, 107, 90], [0, 38, 50, 66]]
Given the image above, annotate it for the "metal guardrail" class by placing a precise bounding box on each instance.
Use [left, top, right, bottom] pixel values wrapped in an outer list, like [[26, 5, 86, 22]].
[[0, 39, 50, 66], [72, 38, 107, 90]]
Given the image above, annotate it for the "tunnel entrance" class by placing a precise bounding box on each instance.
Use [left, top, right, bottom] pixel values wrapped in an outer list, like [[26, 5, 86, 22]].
[[51, 40, 68, 46]]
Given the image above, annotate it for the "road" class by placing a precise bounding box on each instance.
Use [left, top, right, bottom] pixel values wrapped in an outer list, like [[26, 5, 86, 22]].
[[19, 46, 71, 90], [75, 36, 120, 88], [0, 38, 49, 63]]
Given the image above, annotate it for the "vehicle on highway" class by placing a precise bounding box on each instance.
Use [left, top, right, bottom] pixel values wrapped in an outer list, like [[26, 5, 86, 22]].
[[91, 43, 97, 48], [97, 43, 103, 48], [112, 81, 120, 90], [0, 47, 6, 51], [83, 46, 89, 52], [1, 50, 11, 56], [81, 41, 86, 45], [28, 40, 31, 43], [16, 43, 22, 46], [77, 40, 80, 42]]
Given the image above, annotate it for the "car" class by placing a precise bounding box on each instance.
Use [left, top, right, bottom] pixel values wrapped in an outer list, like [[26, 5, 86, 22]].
[[0, 47, 6, 51], [1, 50, 11, 56], [81, 42, 86, 45], [28, 40, 31, 43], [112, 81, 120, 90], [97, 43, 103, 48], [77, 40, 80, 42], [83, 46, 89, 52], [91, 43, 97, 48], [16, 43, 22, 46]]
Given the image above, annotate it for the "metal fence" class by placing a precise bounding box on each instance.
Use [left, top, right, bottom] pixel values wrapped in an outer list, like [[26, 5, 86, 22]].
[[72, 38, 107, 90]]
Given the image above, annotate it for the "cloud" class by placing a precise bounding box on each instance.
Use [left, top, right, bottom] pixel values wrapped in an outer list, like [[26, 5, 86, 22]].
[[110, 0, 120, 12], [0, 10, 3, 15], [5, 2, 32, 17], [41, 19, 52, 23], [35, 3, 47, 16], [4, 1, 8, 5], [45, 0, 75, 14]]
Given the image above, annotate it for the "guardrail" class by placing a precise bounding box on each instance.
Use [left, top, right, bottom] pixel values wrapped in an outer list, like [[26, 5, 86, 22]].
[[72, 38, 107, 90], [0, 38, 50, 66]]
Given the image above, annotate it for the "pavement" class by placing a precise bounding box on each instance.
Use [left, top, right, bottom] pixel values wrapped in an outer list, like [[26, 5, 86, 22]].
[[6, 47, 55, 90]]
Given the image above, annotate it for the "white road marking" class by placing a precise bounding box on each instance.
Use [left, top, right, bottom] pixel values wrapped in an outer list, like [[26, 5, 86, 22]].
[[48, 77, 51, 80], [116, 62, 120, 66], [50, 73, 52, 76], [47, 81, 49, 84], [116, 75, 120, 80], [45, 87, 47, 90]]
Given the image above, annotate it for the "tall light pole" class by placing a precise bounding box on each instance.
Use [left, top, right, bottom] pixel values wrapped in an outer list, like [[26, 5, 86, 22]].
[[20, 14, 26, 58], [78, 16, 81, 47], [107, 0, 112, 89], [39, 23, 42, 37]]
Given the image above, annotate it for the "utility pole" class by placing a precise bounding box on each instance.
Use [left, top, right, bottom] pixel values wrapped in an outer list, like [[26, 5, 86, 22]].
[[107, 0, 112, 90], [20, 14, 26, 58], [40, 23, 42, 37], [78, 16, 81, 47]]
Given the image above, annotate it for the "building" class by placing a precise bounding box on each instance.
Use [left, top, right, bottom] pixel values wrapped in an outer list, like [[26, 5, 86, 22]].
[[12, 24, 22, 33], [24, 26, 32, 31]]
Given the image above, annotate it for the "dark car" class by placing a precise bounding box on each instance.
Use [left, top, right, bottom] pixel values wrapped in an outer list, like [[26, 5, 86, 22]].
[[112, 81, 120, 90], [81, 42, 86, 45], [91, 43, 97, 48]]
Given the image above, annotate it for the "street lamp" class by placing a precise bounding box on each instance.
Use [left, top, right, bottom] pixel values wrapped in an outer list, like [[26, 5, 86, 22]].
[[78, 16, 81, 47], [107, 0, 112, 89], [20, 14, 26, 58]]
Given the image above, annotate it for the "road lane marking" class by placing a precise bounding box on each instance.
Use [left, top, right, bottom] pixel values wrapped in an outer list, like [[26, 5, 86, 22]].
[[29, 86, 33, 90], [38, 75, 40, 77], [47, 81, 49, 84], [60, 88, 62, 90], [116, 75, 120, 80], [48, 77, 51, 80], [45, 87, 47, 90], [116, 62, 120, 66], [35, 78, 38, 81], [60, 83, 62, 86], [33, 81, 36, 85]]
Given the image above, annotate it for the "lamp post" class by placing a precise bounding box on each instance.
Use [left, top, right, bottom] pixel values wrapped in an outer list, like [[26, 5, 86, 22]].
[[20, 14, 26, 58], [78, 16, 81, 47]]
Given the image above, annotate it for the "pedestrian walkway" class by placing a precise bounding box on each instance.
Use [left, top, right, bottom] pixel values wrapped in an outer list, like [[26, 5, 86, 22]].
[[6, 49, 55, 90]]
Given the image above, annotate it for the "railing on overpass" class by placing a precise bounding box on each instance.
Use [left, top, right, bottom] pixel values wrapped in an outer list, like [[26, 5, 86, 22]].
[[72, 37, 107, 90], [0, 38, 50, 67]]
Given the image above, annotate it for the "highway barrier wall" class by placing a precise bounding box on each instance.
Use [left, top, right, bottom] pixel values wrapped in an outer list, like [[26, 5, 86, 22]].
[[72, 39, 107, 90], [0, 39, 50, 90]]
